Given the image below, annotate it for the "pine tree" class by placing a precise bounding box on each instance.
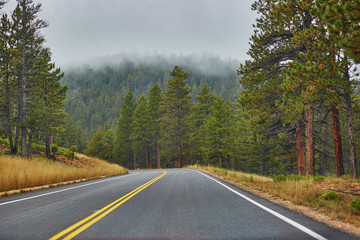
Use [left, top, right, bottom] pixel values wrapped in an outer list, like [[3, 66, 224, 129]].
[[148, 83, 163, 168], [113, 90, 136, 167], [0, 13, 18, 154], [30, 49, 67, 158], [11, 0, 48, 157], [159, 66, 192, 168], [131, 96, 151, 169], [85, 122, 113, 161], [189, 84, 215, 165], [316, 0, 358, 178]]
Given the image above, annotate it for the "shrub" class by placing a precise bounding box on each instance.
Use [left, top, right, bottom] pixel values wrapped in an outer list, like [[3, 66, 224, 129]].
[[322, 191, 339, 200], [274, 175, 286, 182], [287, 174, 304, 181], [69, 145, 78, 160], [351, 199, 360, 211], [313, 176, 325, 183], [341, 175, 352, 180]]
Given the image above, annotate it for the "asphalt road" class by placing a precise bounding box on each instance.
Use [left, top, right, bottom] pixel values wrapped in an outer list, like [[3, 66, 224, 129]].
[[0, 169, 358, 240]]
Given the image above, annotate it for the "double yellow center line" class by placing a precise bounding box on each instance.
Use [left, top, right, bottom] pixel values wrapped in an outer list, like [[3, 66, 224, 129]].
[[50, 171, 167, 240]]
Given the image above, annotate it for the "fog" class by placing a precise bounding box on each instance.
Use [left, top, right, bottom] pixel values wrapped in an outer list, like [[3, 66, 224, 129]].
[[3, 0, 258, 67]]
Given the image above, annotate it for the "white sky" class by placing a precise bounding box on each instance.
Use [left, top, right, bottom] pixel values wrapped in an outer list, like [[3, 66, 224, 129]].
[[3, 0, 258, 67]]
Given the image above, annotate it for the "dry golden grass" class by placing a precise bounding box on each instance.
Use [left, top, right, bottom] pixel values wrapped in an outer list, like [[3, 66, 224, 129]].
[[0, 154, 127, 192], [190, 165, 360, 229]]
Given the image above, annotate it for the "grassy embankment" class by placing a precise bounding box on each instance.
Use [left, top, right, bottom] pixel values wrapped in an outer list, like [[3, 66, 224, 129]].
[[0, 153, 127, 193], [190, 165, 360, 229]]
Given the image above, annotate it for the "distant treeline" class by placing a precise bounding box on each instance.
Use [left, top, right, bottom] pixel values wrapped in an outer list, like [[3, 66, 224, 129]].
[[61, 55, 241, 139]]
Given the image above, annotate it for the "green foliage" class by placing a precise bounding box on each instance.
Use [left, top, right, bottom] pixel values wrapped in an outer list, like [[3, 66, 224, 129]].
[[313, 176, 326, 183], [85, 124, 113, 162], [273, 175, 286, 182], [287, 174, 305, 181], [321, 191, 340, 200], [113, 90, 136, 166], [351, 199, 360, 211], [341, 175, 352, 180], [69, 145, 78, 160], [131, 95, 152, 167], [62, 56, 240, 138], [159, 66, 192, 168]]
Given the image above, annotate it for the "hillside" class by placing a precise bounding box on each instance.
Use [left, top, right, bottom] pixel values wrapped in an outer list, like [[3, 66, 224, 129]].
[[0, 141, 127, 193], [61, 54, 241, 138]]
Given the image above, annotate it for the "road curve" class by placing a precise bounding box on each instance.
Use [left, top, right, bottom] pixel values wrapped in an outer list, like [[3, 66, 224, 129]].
[[0, 169, 358, 240]]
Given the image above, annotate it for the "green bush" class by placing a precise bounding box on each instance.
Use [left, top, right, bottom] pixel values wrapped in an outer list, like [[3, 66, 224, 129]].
[[287, 174, 305, 181], [0, 137, 10, 148], [273, 175, 286, 182], [313, 176, 325, 183], [341, 175, 352, 180], [321, 191, 339, 200], [351, 199, 360, 211]]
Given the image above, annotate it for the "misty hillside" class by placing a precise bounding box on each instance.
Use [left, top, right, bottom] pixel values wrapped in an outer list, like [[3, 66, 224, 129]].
[[61, 54, 242, 138]]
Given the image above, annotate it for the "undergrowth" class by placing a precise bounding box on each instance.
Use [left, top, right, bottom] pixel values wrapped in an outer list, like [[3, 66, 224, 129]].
[[0, 155, 127, 192], [189, 165, 360, 228]]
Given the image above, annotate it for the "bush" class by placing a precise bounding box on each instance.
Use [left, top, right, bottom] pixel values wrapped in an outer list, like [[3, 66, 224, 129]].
[[321, 191, 339, 200], [69, 145, 78, 160], [351, 199, 360, 211], [287, 174, 304, 181], [313, 176, 325, 183], [341, 175, 352, 180], [274, 175, 286, 182]]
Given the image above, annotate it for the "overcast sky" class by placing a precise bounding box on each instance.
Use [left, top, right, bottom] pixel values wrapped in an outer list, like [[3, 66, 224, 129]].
[[3, 0, 258, 67]]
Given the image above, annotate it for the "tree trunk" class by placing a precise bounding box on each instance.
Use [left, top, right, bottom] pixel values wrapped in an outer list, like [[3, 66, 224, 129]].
[[13, 126, 19, 154], [296, 120, 305, 176], [321, 112, 329, 175], [46, 134, 51, 159], [331, 105, 344, 177], [146, 144, 150, 169], [219, 155, 222, 168], [305, 103, 315, 176], [157, 136, 161, 169], [345, 93, 357, 178], [4, 62, 14, 152], [178, 145, 181, 168], [133, 157, 136, 170], [344, 61, 357, 178], [27, 132, 32, 158]]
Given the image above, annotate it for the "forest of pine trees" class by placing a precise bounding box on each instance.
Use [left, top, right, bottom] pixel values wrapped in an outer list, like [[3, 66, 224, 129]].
[[1, 0, 360, 179], [85, 0, 360, 178], [0, 0, 68, 158]]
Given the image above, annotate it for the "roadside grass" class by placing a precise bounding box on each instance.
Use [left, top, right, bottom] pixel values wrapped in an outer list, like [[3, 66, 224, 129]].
[[189, 165, 360, 228], [0, 154, 128, 192]]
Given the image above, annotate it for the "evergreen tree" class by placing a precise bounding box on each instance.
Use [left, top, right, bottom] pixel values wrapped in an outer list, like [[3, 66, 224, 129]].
[[131, 96, 151, 169], [113, 90, 136, 167], [0, 13, 18, 154], [316, 0, 358, 178], [189, 84, 215, 165], [11, 0, 48, 157], [31, 49, 67, 158], [148, 83, 163, 168], [85, 122, 114, 161], [159, 66, 192, 168]]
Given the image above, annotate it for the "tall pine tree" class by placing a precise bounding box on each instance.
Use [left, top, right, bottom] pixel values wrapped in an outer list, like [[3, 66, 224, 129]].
[[159, 66, 192, 168]]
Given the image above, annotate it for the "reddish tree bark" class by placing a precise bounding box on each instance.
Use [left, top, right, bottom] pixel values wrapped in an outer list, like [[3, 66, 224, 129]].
[[331, 105, 344, 177], [305, 104, 315, 176], [296, 121, 305, 176]]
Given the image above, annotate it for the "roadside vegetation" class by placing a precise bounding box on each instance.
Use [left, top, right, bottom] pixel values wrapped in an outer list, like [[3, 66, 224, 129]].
[[190, 165, 360, 228], [0, 149, 127, 193]]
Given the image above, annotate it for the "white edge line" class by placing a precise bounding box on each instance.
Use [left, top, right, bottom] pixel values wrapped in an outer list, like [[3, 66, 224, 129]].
[[0, 173, 139, 206], [195, 170, 327, 240]]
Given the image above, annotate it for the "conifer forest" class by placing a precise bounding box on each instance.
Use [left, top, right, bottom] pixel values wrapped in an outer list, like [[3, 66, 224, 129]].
[[1, 0, 360, 179]]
